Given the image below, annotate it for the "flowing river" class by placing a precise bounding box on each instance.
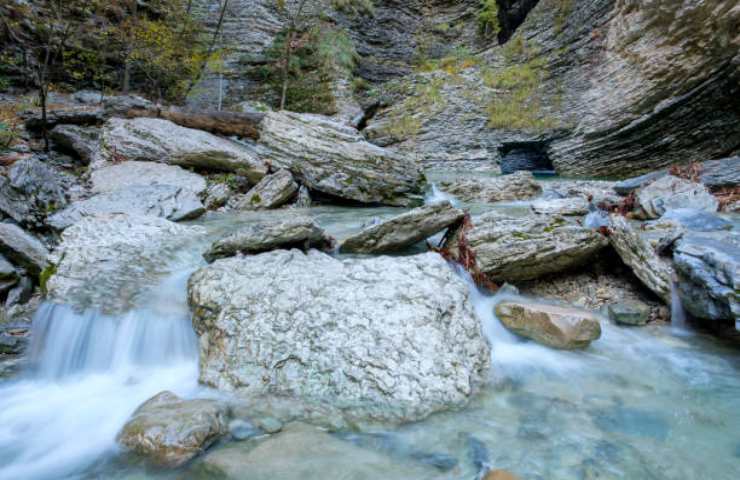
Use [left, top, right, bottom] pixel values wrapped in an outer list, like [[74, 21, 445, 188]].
[[0, 188, 738, 480]]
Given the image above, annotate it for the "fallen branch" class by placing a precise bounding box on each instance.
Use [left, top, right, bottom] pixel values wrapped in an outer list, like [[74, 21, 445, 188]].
[[124, 107, 265, 140]]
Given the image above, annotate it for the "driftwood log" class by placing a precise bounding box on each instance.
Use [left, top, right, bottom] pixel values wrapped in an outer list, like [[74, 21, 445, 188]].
[[24, 105, 266, 140]]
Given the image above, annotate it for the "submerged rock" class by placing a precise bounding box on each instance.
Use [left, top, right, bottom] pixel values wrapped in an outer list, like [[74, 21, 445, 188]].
[[93, 118, 268, 182], [339, 201, 465, 254], [444, 212, 608, 282], [203, 217, 333, 262], [673, 233, 739, 324], [0, 223, 49, 277], [636, 175, 718, 219], [117, 391, 227, 468], [197, 422, 442, 480], [495, 300, 602, 349], [90, 161, 207, 196], [229, 169, 298, 210], [47, 184, 205, 230], [438, 172, 542, 204], [188, 250, 490, 422], [258, 111, 425, 206], [607, 302, 651, 326], [47, 214, 200, 314], [608, 215, 674, 303]]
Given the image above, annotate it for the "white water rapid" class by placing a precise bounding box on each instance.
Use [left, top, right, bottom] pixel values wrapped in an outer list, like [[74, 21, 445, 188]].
[[0, 270, 200, 480]]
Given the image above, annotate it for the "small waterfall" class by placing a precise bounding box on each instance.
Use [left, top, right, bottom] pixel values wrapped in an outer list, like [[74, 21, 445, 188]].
[[425, 183, 460, 207], [671, 282, 689, 335], [0, 270, 200, 480]]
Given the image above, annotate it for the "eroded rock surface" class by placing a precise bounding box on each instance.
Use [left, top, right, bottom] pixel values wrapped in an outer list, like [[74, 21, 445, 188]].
[[438, 172, 542, 204], [90, 161, 207, 196], [339, 201, 464, 254], [636, 176, 718, 219], [93, 118, 268, 181], [203, 217, 333, 262], [257, 111, 425, 206], [673, 233, 739, 324], [0, 223, 49, 277], [444, 212, 608, 282], [188, 250, 490, 422], [117, 391, 227, 468], [229, 169, 298, 210]]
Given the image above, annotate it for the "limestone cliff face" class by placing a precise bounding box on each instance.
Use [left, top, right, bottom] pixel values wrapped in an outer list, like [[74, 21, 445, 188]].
[[195, 0, 740, 177]]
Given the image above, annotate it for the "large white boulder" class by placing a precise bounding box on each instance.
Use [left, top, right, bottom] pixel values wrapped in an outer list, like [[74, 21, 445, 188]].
[[187, 250, 490, 422]]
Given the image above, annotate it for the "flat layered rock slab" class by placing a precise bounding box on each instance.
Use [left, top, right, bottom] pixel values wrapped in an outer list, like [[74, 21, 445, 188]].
[[187, 250, 490, 422], [636, 175, 718, 219], [93, 118, 268, 182], [229, 169, 298, 210], [444, 212, 608, 282], [495, 300, 602, 349], [0, 223, 49, 277], [203, 217, 333, 262], [90, 161, 207, 195], [48, 185, 205, 231], [258, 111, 425, 206], [438, 172, 542, 204], [608, 215, 674, 303], [339, 201, 465, 254]]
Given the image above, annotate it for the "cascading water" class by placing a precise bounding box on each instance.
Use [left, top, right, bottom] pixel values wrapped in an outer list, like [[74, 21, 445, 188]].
[[0, 270, 200, 480], [425, 183, 460, 207]]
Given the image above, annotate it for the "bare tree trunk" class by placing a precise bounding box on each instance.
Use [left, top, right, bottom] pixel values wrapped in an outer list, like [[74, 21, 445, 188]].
[[279, 29, 293, 111]]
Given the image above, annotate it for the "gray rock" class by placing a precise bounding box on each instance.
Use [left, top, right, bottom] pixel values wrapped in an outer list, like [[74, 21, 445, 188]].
[[339, 201, 465, 254], [93, 118, 268, 182], [659, 208, 732, 232], [608, 215, 674, 303], [5, 276, 33, 308], [438, 172, 542, 204], [700, 157, 740, 190], [0, 223, 49, 277], [72, 90, 104, 104], [292, 185, 312, 208], [494, 300, 602, 350], [673, 233, 739, 323], [258, 111, 424, 206], [117, 391, 227, 468], [636, 175, 718, 219], [0, 157, 72, 226], [444, 212, 608, 282], [0, 254, 17, 281], [607, 302, 651, 326], [530, 197, 589, 216], [50, 125, 99, 164], [47, 214, 201, 314], [48, 185, 205, 230], [229, 169, 298, 210], [90, 161, 207, 195], [203, 183, 232, 210], [187, 250, 490, 422], [203, 217, 333, 262], [614, 171, 667, 196], [102, 94, 154, 116], [197, 422, 442, 480]]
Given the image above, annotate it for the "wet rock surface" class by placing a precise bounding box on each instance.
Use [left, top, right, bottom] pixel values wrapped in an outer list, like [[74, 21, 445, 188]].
[[188, 250, 490, 422], [636, 176, 718, 219], [607, 302, 651, 327], [117, 391, 227, 468], [196, 422, 442, 480], [47, 214, 201, 314], [673, 233, 740, 323], [445, 212, 608, 282], [438, 172, 542, 204], [0, 223, 49, 277], [495, 300, 602, 350], [203, 216, 334, 262], [339, 201, 464, 254], [47, 184, 205, 230]]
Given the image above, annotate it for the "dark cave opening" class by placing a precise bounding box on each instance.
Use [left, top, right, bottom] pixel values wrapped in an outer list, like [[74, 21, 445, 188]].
[[499, 141, 555, 175], [496, 0, 542, 44]]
